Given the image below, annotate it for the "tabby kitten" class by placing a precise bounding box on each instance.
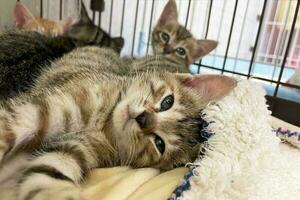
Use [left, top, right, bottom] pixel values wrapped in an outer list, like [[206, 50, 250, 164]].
[[14, 2, 73, 37], [152, 0, 218, 70], [0, 46, 236, 200], [0, 3, 124, 100]]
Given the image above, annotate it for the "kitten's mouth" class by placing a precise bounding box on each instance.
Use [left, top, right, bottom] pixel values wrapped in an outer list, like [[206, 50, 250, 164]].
[[123, 105, 129, 121], [122, 105, 134, 129]]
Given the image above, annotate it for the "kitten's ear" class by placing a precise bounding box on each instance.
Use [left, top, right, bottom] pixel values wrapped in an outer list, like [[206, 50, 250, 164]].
[[60, 17, 73, 33], [14, 2, 35, 28], [80, 2, 93, 24], [177, 74, 236, 101], [158, 0, 178, 25], [113, 37, 125, 49], [193, 40, 218, 59]]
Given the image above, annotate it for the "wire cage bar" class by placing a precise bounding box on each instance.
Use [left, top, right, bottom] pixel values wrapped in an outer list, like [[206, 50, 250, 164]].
[[274, 0, 300, 97], [3, 0, 300, 125], [247, 0, 268, 79], [197, 0, 213, 73]]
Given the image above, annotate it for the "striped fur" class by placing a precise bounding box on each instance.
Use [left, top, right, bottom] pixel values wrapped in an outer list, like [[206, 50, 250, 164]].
[[0, 31, 75, 101], [0, 47, 235, 199], [0, 2, 123, 101], [66, 2, 124, 54]]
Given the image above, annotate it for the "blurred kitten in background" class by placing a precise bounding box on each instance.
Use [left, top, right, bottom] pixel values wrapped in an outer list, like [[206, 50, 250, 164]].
[[14, 2, 72, 37], [66, 2, 124, 53], [152, 0, 217, 69]]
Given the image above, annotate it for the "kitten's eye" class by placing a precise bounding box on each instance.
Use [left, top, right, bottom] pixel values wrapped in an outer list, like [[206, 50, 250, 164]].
[[154, 135, 165, 154], [176, 47, 186, 56], [160, 32, 170, 43], [160, 95, 174, 112]]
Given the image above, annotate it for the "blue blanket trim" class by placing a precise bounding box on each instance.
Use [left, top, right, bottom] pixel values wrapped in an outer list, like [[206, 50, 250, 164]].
[[168, 167, 196, 200], [276, 128, 300, 140], [168, 118, 212, 199]]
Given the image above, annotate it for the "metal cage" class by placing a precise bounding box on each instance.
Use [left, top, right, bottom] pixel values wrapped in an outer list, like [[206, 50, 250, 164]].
[[1, 0, 300, 125]]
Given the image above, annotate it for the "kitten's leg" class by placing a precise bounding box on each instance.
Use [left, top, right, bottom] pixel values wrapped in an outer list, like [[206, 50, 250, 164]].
[[0, 88, 94, 163], [17, 133, 88, 200], [17, 132, 115, 200]]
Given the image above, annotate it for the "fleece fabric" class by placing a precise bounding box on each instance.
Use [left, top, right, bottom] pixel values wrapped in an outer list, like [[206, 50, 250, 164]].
[[178, 80, 300, 200]]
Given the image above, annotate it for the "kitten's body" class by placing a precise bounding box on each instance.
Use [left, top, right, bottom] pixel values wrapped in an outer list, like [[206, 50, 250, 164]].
[[0, 31, 77, 100], [0, 46, 235, 200]]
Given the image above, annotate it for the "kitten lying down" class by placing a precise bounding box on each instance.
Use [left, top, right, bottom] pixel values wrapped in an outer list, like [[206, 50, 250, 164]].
[[0, 47, 236, 200]]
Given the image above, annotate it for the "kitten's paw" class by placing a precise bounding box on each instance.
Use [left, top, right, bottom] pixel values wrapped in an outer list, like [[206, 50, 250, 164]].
[[27, 187, 86, 200]]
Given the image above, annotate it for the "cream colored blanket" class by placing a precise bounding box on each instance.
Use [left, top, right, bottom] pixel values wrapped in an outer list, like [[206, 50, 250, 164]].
[[82, 167, 187, 200], [0, 166, 187, 200], [176, 80, 300, 200]]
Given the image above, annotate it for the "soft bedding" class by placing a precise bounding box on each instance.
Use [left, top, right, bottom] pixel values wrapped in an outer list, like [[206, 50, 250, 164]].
[[168, 79, 300, 200], [82, 167, 188, 200]]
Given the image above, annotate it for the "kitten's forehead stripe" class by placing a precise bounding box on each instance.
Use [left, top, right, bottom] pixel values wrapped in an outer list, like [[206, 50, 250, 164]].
[[155, 85, 167, 102], [176, 26, 192, 40], [150, 82, 155, 96]]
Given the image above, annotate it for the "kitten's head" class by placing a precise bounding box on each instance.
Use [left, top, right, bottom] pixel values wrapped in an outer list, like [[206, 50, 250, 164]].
[[112, 72, 236, 170], [14, 2, 72, 37], [66, 2, 124, 54], [152, 0, 217, 66]]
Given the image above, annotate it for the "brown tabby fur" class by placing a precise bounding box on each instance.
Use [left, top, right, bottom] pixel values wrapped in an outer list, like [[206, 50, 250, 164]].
[[0, 47, 235, 200]]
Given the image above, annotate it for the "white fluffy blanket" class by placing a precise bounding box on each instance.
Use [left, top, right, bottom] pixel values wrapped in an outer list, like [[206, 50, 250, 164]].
[[179, 80, 300, 200]]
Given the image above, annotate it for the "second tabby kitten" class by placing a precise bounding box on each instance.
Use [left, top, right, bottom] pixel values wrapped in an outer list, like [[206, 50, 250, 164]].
[[152, 0, 217, 70], [0, 46, 236, 200]]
